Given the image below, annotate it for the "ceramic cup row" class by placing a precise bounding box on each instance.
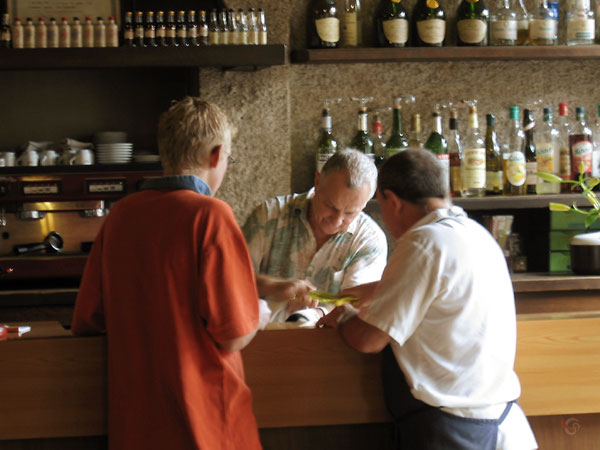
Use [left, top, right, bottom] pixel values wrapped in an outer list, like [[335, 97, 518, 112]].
[[0, 148, 94, 167]]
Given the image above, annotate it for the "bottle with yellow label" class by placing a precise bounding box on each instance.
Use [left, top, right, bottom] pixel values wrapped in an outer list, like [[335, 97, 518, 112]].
[[460, 106, 486, 197], [504, 106, 526, 195], [456, 0, 489, 46], [412, 0, 446, 47], [342, 0, 361, 47], [377, 0, 409, 47]]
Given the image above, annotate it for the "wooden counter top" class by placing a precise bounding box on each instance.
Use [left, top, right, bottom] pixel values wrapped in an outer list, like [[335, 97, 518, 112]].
[[512, 272, 600, 292]]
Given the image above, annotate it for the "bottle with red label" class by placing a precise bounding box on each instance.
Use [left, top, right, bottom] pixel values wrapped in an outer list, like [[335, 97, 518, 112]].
[[569, 106, 593, 185]]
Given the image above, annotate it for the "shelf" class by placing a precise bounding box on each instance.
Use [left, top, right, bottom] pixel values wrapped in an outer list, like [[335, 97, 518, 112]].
[[0, 44, 288, 70], [0, 162, 162, 175], [292, 45, 600, 64], [512, 272, 600, 293], [452, 193, 595, 210]]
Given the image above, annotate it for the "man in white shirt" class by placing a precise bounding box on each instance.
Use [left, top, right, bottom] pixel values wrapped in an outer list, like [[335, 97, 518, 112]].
[[318, 148, 537, 449]]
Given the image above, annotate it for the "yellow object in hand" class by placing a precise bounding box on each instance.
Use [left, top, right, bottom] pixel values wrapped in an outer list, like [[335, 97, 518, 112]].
[[308, 290, 359, 306]]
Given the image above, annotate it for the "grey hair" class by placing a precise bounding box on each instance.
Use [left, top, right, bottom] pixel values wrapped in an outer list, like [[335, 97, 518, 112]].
[[321, 149, 378, 197]]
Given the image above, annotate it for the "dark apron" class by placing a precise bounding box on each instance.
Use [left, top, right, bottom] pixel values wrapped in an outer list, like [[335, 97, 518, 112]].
[[382, 345, 514, 450]]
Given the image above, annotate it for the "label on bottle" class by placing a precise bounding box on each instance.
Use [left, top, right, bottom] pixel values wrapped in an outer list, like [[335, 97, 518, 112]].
[[571, 139, 593, 176], [490, 19, 517, 41], [506, 151, 526, 186], [450, 164, 462, 194], [135, 27, 144, 38], [259, 30, 267, 44], [200, 27, 209, 38], [144, 29, 155, 38], [124, 29, 134, 39], [342, 12, 358, 46], [463, 148, 486, 188], [167, 28, 176, 38], [536, 142, 556, 172], [417, 19, 445, 44], [231, 31, 240, 45], [529, 19, 557, 40], [567, 18, 595, 40], [525, 161, 538, 186], [209, 31, 219, 45], [315, 17, 340, 43], [156, 27, 166, 38], [436, 154, 450, 190], [383, 18, 408, 44], [457, 19, 487, 44], [177, 28, 187, 38], [485, 170, 502, 191], [317, 153, 334, 173]]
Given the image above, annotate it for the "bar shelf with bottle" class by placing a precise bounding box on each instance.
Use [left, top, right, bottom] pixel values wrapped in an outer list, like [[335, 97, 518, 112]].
[[452, 193, 595, 210]]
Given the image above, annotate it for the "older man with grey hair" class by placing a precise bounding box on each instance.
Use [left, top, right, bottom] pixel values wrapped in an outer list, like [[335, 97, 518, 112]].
[[243, 149, 388, 323]]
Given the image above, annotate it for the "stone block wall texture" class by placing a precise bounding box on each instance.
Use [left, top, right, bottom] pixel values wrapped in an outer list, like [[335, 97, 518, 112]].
[[204, 0, 600, 224]]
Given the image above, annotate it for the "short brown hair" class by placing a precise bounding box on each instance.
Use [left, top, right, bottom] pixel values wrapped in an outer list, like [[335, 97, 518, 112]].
[[157, 97, 235, 173]]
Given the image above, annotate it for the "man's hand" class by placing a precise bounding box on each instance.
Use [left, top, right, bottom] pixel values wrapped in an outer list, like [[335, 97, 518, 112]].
[[338, 281, 380, 308], [256, 274, 317, 311], [317, 304, 359, 329]]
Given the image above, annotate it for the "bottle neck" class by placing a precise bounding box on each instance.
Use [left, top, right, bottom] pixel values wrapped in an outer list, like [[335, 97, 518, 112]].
[[432, 115, 442, 134], [358, 113, 368, 132], [392, 108, 403, 134], [468, 113, 479, 130]]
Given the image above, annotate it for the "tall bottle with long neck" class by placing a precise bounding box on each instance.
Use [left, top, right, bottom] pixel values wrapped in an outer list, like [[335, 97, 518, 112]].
[[341, 0, 362, 47], [456, 0, 489, 46], [412, 0, 446, 47], [425, 111, 450, 191], [409, 113, 423, 147], [535, 107, 560, 194], [569, 106, 593, 182], [316, 107, 339, 173], [485, 113, 502, 195], [349, 107, 375, 160], [385, 102, 409, 158], [372, 112, 387, 167], [308, 0, 340, 48], [523, 109, 537, 194], [558, 102, 572, 191], [448, 111, 463, 197], [460, 106, 486, 197], [504, 106, 526, 195]]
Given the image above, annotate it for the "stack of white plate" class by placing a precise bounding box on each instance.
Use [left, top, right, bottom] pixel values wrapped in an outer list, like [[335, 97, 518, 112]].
[[96, 143, 133, 164]]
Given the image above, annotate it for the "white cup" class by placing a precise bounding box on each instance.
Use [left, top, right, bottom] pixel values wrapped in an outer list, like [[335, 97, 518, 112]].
[[40, 149, 59, 166], [69, 148, 94, 165], [17, 149, 39, 167], [0, 157, 5, 167], [58, 148, 78, 165], [0, 152, 15, 167]]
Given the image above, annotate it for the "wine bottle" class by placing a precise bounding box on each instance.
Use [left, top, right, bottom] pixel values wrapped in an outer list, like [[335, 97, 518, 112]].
[[123, 12, 134, 47], [156, 11, 168, 47], [134, 11, 144, 47], [342, 0, 362, 47], [535, 107, 560, 194], [248, 8, 259, 45], [489, 0, 517, 46], [316, 108, 339, 173], [523, 109, 537, 194], [377, 0, 409, 47], [569, 106, 593, 183], [308, 0, 340, 48], [412, 0, 446, 47], [425, 111, 450, 190], [144, 11, 157, 48], [448, 111, 463, 197], [460, 106, 486, 197], [409, 113, 423, 147], [372, 112, 387, 167], [385, 103, 409, 157], [558, 102, 572, 192], [456, 0, 489, 46], [485, 114, 502, 195], [177, 10, 189, 47], [198, 10, 209, 46], [504, 106, 526, 195], [187, 10, 199, 46], [349, 107, 375, 159]]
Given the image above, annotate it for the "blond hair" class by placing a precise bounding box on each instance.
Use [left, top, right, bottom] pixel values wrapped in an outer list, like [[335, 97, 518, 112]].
[[157, 97, 235, 173]]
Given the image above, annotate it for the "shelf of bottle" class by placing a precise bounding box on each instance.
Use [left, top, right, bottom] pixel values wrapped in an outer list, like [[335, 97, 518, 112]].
[[0, 44, 288, 70], [452, 193, 596, 210], [292, 45, 600, 64]]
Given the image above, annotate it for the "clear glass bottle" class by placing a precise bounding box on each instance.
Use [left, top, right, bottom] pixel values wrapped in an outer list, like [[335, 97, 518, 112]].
[[248, 8, 259, 44], [237, 9, 249, 45], [12, 17, 23, 49], [227, 9, 239, 45], [342, 0, 362, 47], [593, 104, 600, 177], [377, 0, 409, 47], [155, 11, 167, 47], [187, 10, 199, 46], [569, 106, 593, 182], [535, 107, 561, 194], [485, 113, 502, 195], [567, 0, 595, 45], [349, 107, 375, 159], [218, 9, 229, 45], [529, 0, 557, 45], [47, 17, 59, 48], [456, 0, 489, 46], [198, 10, 209, 45], [523, 109, 537, 194], [448, 110, 463, 197], [489, 0, 517, 45], [515, 0, 529, 44], [258, 8, 268, 44], [209, 9, 220, 45], [36, 17, 48, 48], [71, 16, 82, 48], [461, 106, 486, 197], [412, 0, 446, 46], [409, 113, 423, 147], [504, 106, 526, 196], [385, 102, 409, 157], [316, 107, 339, 173], [558, 102, 572, 191], [59, 17, 71, 48]]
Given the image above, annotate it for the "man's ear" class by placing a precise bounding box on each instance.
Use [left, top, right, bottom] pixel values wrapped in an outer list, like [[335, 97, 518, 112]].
[[313, 170, 321, 190], [208, 145, 222, 168], [384, 189, 403, 214]]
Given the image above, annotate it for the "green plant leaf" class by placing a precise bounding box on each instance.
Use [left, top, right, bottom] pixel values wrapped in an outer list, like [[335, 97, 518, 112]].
[[536, 172, 563, 183], [549, 202, 571, 212], [585, 213, 599, 228], [588, 177, 600, 190]]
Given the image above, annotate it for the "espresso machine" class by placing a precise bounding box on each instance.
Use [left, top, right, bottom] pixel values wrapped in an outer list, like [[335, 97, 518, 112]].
[[0, 164, 162, 288]]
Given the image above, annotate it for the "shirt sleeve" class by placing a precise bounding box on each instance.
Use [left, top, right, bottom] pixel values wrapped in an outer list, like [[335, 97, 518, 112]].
[[241, 202, 268, 273], [71, 226, 106, 336]]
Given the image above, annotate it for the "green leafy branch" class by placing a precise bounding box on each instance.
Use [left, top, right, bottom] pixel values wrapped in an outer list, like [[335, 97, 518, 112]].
[[536, 161, 600, 229]]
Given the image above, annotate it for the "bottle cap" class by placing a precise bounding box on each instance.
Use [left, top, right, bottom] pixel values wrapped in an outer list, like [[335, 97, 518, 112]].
[[559, 102, 568, 116], [509, 106, 519, 120], [486, 113, 495, 126], [543, 107, 552, 118]]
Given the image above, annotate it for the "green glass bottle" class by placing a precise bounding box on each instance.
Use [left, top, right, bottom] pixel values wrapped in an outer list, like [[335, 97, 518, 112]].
[[456, 0, 489, 46], [412, 0, 446, 47], [385, 104, 409, 158], [377, 0, 409, 47], [425, 111, 449, 190], [316, 107, 339, 173], [523, 108, 537, 194], [349, 107, 375, 160], [485, 114, 502, 195], [308, 0, 340, 48]]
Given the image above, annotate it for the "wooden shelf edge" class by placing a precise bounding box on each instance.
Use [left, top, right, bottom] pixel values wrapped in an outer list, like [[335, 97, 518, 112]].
[[292, 45, 600, 64], [512, 272, 600, 292]]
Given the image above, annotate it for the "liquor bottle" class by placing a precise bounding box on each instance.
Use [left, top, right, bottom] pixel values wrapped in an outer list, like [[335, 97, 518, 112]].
[[122, 12, 134, 47], [227, 9, 239, 45], [529, 0, 557, 45], [558, 102, 572, 192], [316, 107, 339, 173], [47, 17, 59, 48], [248, 8, 259, 44], [106, 16, 118, 47], [218, 10, 229, 45], [133, 12, 144, 47], [308, 0, 340, 48], [377, 0, 409, 47], [1, 13, 11, 48], [535, 107, 561, 194], [176, 11, 188, 46], [523, 109, 537, 194], [567, 0, 595, 45], [187, 10, 199, 46], [516, 0, 529, 44], [36, 17, 48, 48], [448, 110, 463, 197], [349, 107, 375, 159], [412, 0, 446, 47], [198, 11, 209, 45], [372, 112, 387, 167], [237, 9, 249, 45], [489, 0, 517, 45], [456, 0, 489, 46], [59, 17, 71, 48], [166, 11, 177, 46], [569, 106, 593, 182], [71, 17, 83, 48], [593, 104, 600, 177], [504, 106, 526, 195], [485, 113, 502, 195], [155, 11, 167, 47], [426, 111, 450, 189], [209, 9, 220, 45], [460, 106, 486, 197], [144, 11, 156, 47], [13, 18, 23, 49], [385, 102, 409, 157], [409, 113, 423, 147], [258, 8, 268, 44], [342, 0, 361, 47], [24, 18, 35, 48], [95, 17, 106, 48]]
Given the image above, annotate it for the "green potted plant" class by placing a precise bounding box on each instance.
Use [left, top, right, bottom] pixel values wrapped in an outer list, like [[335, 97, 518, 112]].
[[537, 162, 600, 275]]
